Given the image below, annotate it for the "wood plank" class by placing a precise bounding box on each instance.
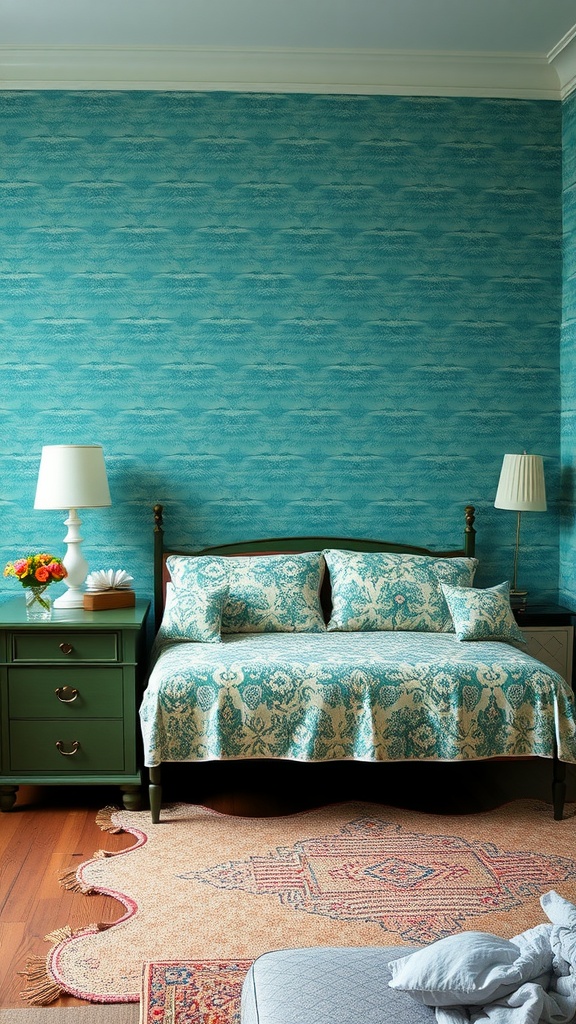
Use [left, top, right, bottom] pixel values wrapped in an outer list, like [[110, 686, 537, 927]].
[[0, 788, 138, 1008], [0, 921, 27, 1006]]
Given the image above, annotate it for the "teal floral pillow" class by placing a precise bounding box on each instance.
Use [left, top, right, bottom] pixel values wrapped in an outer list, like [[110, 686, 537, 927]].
[[218, 552, 326, 633], [324, 550, 478, 632], [162, 555, 229, 642], [441, 581, 526, 644]]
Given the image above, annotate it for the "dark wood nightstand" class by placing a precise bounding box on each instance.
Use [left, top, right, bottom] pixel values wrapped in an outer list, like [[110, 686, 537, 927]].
[[513, 604, 574, 685], [0, 596, 149, 811]]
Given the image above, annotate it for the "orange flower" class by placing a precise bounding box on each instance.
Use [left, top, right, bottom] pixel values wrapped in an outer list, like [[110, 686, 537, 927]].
[[35, 565, 51, 583]]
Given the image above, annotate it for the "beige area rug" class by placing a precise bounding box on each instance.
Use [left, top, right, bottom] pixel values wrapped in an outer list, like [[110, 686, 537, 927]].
[[21, 799, 576, 1006]]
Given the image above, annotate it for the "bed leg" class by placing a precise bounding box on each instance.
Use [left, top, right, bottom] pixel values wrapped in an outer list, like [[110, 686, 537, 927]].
[[149, 766, 162, 823], [552, 754, 566, 820]]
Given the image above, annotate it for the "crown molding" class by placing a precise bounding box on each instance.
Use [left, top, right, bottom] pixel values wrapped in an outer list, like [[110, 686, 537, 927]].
[[548, 24, 576, 99], [0, 45, 562, 98]]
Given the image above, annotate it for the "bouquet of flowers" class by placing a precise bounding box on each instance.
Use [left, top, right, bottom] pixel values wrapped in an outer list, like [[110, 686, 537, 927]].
[[4, 553, 67, 589], [4, 553, 68, 617]]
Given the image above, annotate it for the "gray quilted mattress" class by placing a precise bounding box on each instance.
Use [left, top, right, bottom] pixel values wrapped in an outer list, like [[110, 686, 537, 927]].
[[241, 946, 434, 1024]]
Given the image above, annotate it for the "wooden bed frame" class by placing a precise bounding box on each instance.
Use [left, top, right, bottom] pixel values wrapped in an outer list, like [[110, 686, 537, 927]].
[[147, 504, 566, 823]]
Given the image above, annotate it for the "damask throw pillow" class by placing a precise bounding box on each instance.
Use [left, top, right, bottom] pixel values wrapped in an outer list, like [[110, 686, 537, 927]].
[[218, 551, 326, 633], [441, 580, 526, 644], [162, 555, 229, 642], [324, 550, 478, 632]]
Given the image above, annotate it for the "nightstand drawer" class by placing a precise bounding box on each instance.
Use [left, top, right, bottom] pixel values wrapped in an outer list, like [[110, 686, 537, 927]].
[[9, 720, 125, 772], [11, 631, 118, 663], [8, 668, 124, 718]]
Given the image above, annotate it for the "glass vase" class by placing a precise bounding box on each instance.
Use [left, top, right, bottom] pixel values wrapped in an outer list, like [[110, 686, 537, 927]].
[[25, 586, 52, 621]]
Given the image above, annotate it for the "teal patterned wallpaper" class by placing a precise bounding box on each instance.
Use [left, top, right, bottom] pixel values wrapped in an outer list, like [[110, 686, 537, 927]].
[[0, 91, 563, 611], [561, 90, 576, 608]]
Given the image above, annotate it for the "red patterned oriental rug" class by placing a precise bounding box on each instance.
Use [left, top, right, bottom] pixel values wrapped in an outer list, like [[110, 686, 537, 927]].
[[141, 960, 250, 1024], [21, 800, 576, 1011]]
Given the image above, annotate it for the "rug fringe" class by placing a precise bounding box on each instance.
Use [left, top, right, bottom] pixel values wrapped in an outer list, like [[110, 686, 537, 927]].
[[19, 954, 64, 1006], [57, 868, 96, 894], [95, 805, 124, 833], [44, 925, 74, 944], [19, 923, 114, 1005], [93, 847, 114, 859], [20, 930, 74, 1007], [58, 840, 116, 894]]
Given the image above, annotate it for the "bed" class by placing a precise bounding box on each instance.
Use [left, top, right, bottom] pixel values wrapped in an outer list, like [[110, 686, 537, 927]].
[[141, 504, 576, 822]]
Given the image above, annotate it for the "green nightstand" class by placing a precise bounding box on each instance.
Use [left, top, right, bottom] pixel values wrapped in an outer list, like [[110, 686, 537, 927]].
[[0, 596, 149, 811]]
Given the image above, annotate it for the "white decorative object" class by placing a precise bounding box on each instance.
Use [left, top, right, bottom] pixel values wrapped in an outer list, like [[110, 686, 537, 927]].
[[85, 569, 134, 593], [34, 444, 112, 609]]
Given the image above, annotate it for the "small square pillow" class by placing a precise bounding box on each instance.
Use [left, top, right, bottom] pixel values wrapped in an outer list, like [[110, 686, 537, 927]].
[[162, 555, 230, 642], [218, 551, 326, 633], [441, 580, 526, 644], [388, 931, 534, 1007], [324, 550, 478, 633]]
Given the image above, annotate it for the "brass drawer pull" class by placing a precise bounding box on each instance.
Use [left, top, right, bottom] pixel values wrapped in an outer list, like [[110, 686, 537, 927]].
[[55, 686, 79, 703], [59, 643, 74, 655], [55, 740, 80, 756]]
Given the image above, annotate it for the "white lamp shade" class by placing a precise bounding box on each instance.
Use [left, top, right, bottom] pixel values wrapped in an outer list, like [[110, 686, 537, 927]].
[[34, 444, 112, 510], [494, 453, 547, 512]]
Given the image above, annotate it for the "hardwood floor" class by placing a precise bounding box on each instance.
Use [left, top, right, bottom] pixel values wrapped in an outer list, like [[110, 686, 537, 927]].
[[0, 785, 136, 1008], [0, 759, 570, 1008]]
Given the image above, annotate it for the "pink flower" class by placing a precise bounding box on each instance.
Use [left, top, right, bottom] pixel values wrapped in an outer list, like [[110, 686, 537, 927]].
[[48, 561, 67, 580], [13, 558, 29, 576]]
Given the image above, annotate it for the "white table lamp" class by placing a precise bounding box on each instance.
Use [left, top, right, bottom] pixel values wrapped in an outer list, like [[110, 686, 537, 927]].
[[34, 444, 112, 608], [494, 452, 547, 601]]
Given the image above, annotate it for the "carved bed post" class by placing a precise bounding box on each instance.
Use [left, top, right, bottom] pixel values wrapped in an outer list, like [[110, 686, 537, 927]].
[[153, 503, 164, 633], [464, 505, 476, 558]]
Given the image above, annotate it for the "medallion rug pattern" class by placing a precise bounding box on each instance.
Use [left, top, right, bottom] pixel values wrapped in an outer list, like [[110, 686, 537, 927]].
[[22, 800, 576, 1005], [186, 814, 576, 942]]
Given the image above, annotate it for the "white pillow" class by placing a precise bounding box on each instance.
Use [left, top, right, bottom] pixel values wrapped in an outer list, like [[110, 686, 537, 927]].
[[388, 931, 537, 1006]]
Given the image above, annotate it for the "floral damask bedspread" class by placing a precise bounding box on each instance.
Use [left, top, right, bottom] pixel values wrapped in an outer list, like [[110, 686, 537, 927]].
[[139, 631, 576, 767]]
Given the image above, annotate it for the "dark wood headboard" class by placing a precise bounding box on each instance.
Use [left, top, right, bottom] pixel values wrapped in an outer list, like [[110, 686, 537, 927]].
[[152, 504, 476, 632]]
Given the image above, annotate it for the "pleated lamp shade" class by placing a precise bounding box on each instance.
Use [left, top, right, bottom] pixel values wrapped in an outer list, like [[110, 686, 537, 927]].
[[494, 454, 547, 512]]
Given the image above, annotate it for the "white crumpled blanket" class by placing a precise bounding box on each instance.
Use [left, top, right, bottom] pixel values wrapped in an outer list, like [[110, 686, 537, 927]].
[[437, 892, 576, 1024]]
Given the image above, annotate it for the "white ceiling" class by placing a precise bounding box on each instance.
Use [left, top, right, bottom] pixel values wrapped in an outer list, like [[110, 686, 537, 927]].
[[1, 0, 576, 97], [1, 0, 574, 52]]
